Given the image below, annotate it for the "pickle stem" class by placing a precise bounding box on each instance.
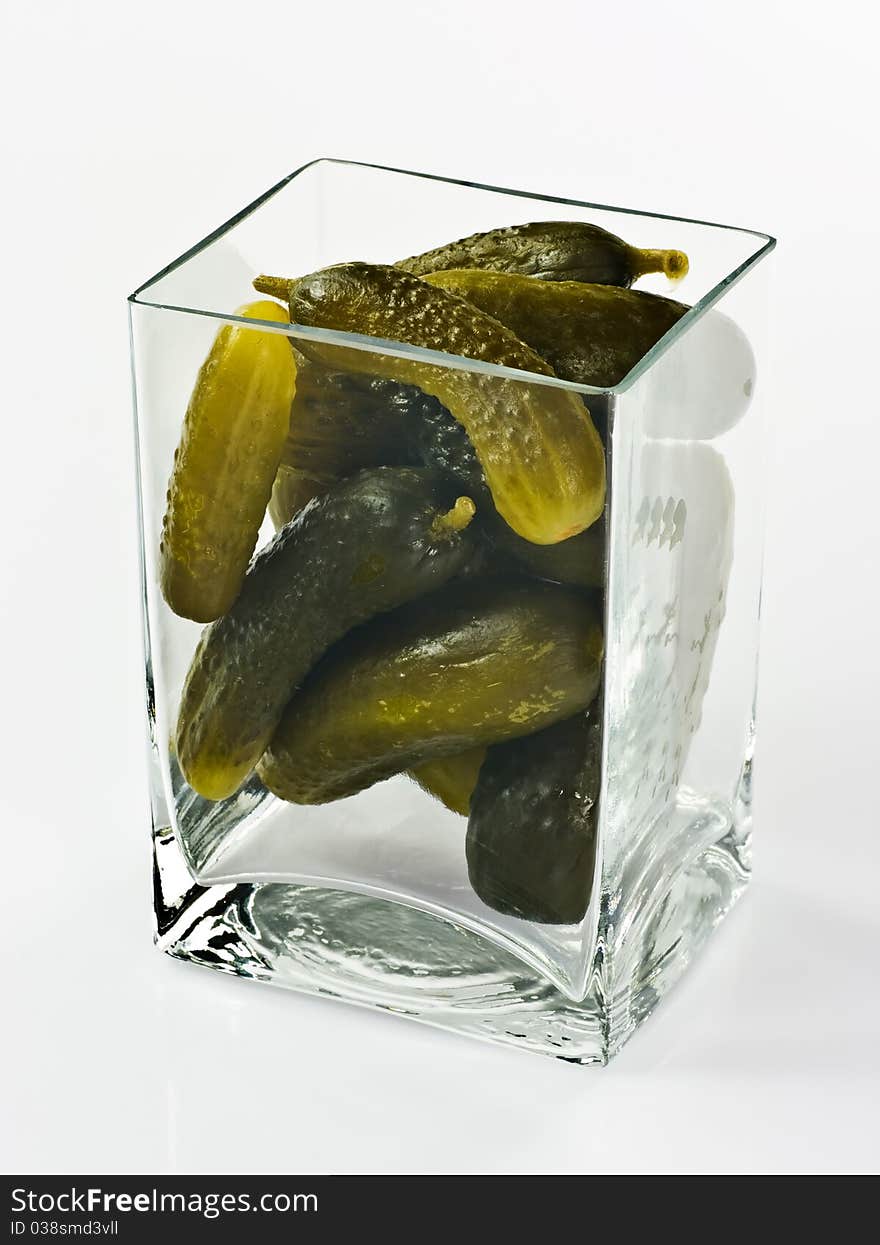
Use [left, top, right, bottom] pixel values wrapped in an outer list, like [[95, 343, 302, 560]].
[[630, 247, 689, 281], [253, 274, 294, 301], [432, 496, 476, 537]]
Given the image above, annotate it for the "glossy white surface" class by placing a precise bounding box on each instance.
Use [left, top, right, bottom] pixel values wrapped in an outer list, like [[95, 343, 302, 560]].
[[2, 0, 878, 1174]]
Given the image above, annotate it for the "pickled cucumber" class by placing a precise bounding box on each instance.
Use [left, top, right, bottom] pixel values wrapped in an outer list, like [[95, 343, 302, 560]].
[[259, 578, 604, 805], [176, 468, 477, 801], [160, 300, 296, 622], [401, 388, 488, 500], [270, 359, 446, 527], [467, 710, 601, 924], [284, 357, 409, 471], [270, 374, 490, 532], [404, 400, 605, 589], [425, 270, 688, 389], [398, 221, 688, 287], [255, 264, 605, 545], [487, 512, 606, 590], [410, 747, 487, 816]]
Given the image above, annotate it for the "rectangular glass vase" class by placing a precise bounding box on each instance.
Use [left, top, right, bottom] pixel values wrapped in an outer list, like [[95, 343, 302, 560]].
[[129, 158, 774, 1064]]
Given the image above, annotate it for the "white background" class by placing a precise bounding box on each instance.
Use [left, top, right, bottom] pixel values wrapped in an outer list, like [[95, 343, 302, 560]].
[[2, 0, 878, 1175]]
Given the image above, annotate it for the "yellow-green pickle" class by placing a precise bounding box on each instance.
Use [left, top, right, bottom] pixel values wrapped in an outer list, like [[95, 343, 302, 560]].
[[258, 578, 604, 805], [160, 300, 296, 622], [397, 220, 688, 286], [255, 264, 605, 544]]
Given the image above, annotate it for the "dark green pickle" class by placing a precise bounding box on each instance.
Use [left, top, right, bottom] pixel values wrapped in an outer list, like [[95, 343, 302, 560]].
[[259, 578, 604, 805], [425, 270, 689, 389], [281, 354, 409, 475], [398, 220, 688, 287], [402, 390, 489, 499], [269, 376, 484, 529], [176, 468, 476, 801], [486, 512, 606, 590], [269, 356, 416, 527], [467, 710, 601, 925]]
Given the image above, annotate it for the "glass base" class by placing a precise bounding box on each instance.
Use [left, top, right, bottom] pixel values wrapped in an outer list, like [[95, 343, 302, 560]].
[[154, 798, 750, 1066]]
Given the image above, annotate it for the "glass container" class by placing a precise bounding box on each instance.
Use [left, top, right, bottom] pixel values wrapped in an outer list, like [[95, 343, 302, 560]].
[[129, 158, 774, 1064]]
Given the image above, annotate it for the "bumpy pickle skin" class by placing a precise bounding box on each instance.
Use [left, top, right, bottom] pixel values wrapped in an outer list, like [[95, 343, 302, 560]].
[[281, 356, 410, 475], [255, 265, 605, 545], [467, 710, 601, 925], [268, 372, 491, 532], [160, 300, 296, 622], [397, 220, 688, 287], [176, 468, 477, 801], [397, 395, 605, 590], [258, 578, 604, 806], [269, 357, 438, 528], [409, 747, 488, 816], [424, 270, 689, 389]]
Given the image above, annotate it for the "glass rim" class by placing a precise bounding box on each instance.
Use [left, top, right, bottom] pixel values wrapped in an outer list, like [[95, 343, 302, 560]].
[[128, 156, 777, 398]]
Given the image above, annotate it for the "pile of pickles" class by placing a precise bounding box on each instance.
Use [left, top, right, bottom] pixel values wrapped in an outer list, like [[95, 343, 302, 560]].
[[160, 220, 690, 925]]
